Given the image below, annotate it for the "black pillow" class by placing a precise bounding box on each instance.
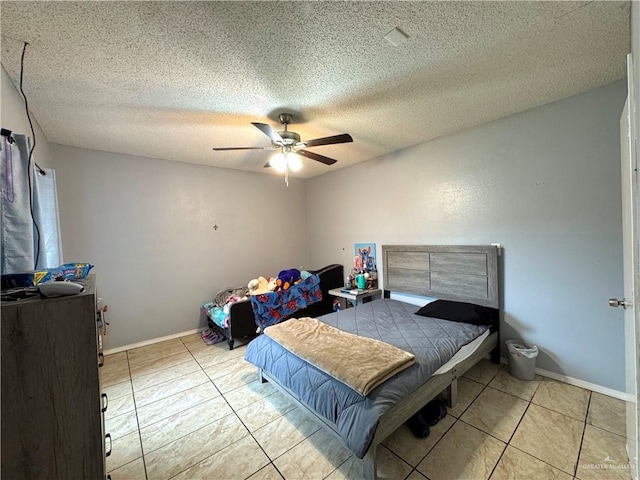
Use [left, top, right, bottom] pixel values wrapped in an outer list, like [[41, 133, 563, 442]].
[[415, 299, 497, 326]]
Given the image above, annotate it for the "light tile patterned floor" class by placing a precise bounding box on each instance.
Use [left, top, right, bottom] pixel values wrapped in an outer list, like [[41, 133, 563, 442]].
[[105, 334, 633, 480]]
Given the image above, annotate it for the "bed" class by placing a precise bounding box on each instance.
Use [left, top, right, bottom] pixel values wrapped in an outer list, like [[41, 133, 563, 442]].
[[203, 264, 344, 349], [244, 245, 500, 479]]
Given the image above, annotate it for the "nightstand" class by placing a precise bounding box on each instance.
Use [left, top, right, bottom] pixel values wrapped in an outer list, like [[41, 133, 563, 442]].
[[328, 288, 382, 308]]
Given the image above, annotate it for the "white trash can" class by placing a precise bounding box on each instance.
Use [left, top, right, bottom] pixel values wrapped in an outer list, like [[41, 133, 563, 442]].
[[506, 339, 538, 381]]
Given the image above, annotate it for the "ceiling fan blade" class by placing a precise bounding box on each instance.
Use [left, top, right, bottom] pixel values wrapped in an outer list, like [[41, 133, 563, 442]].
[[304, 133, 353, 148], [212, 146, 277, 151], [251, 122, 284, 144], [298, 149, 337, 165]]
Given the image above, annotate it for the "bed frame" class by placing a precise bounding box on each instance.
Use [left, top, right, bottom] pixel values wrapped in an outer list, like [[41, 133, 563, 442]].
[[258, 245, 500, 479]]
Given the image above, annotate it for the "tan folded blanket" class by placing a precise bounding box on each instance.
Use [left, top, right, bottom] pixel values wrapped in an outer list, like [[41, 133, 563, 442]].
[[264, 317, 415, 396]]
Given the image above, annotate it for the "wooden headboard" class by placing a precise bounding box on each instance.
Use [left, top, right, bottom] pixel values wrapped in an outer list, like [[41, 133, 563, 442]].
[[381, 245, 499, 308]]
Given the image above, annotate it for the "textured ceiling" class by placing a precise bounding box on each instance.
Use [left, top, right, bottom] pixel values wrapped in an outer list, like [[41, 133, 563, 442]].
[[0, 1, 631, 178]]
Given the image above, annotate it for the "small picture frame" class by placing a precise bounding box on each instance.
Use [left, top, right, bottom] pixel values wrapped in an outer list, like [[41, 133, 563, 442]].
[[354, 243, 376, 272]]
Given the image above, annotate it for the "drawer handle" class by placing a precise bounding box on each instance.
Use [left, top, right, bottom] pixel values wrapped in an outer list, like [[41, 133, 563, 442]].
[[101, 393, 108, 413], [105, 433, 112, 457], [97, 306, 109, 335], [98, 352, 104, 368]]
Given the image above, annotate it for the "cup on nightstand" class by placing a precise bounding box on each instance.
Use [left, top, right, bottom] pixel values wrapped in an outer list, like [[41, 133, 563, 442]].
[[356, 274, 366, 289]]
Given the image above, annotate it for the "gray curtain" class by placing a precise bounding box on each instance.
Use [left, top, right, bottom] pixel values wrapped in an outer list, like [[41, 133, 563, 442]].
[[1, 134, 61, 274]]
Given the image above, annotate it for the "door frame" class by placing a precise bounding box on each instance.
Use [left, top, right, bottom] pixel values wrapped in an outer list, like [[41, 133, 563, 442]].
[[623, 52, 639, 480]]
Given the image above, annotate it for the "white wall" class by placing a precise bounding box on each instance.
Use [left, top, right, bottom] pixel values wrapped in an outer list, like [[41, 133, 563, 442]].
[[307, 80, 627, 391], [1, 67, 53, 168], [52, 145, 308, 349]]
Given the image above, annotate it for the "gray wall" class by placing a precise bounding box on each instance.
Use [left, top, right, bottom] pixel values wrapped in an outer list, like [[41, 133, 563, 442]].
[[307, 80, 627, 391], [3, 64, 309, 349], [1, 67, 53, 167], [52, 145, 308, 349]]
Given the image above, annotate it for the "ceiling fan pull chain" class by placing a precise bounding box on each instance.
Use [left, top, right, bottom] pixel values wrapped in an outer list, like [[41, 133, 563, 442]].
[[285, 164, 289, 187]]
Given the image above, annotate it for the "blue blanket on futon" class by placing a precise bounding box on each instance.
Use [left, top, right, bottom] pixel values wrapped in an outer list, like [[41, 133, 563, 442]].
[[249, 274, 322, 331]]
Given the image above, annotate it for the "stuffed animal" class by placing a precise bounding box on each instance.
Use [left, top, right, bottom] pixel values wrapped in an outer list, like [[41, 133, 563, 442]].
[[276, 268, 301, 290], [267, 277, 278, 292], [248, 276, 271, 295]]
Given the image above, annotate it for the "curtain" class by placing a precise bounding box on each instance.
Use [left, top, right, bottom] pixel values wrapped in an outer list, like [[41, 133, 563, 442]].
[[32, 167, 62, 269], [1, 134, 61, 274]]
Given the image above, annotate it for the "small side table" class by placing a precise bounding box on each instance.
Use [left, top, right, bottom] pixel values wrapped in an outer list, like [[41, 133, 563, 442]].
[[328, 288, 382, 308]]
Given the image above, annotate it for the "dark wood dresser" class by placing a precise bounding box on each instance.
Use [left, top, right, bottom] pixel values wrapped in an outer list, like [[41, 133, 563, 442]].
[[1, 275, 108, 479]]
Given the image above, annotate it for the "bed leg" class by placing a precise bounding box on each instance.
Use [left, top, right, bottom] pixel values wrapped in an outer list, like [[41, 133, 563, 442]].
[[258, 369, 267, 384], [227, 338, 235, 350], [445, 379, 458, 408], [490, 344, 500, 364], [363, 445, 378, 480]]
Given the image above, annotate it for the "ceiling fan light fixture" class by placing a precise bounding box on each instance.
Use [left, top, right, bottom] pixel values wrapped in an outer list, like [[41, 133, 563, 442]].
[[269, 151, 303, 173], [269, 152, 288, 173], [287, 153, 302, 172]]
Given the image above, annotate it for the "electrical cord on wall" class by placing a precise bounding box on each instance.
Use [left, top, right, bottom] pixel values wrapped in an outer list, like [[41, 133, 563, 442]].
[[19, 41, 42, 269]]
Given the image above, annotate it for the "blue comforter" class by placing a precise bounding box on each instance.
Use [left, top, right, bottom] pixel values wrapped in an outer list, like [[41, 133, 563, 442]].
[[244, 298, 488, 458]]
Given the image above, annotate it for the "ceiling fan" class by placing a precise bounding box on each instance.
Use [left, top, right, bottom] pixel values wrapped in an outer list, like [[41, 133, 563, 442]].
[[212, 113, 353, 176]]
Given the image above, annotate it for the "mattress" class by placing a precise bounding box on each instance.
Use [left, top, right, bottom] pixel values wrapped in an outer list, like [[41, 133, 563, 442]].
[[244, 298, 489, 458], [432, 329, 490, 375]]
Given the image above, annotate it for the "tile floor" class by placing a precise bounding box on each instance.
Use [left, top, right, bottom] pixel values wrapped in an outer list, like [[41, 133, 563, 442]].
[[104, 333, 633, 480]]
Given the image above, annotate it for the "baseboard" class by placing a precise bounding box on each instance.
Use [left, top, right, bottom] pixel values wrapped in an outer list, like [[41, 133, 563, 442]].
[[499, 356, 628, 401], [103, 327, 206, 355]]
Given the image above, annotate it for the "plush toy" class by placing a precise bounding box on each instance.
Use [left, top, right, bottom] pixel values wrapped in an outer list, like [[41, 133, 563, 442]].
[[248, 276, 271, 295], [276, 268, 301, 290], [267, 277, 278, 292]]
